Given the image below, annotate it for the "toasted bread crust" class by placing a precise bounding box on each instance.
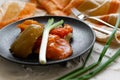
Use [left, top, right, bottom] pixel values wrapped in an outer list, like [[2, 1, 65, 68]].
[[0, 2, 36, 29]]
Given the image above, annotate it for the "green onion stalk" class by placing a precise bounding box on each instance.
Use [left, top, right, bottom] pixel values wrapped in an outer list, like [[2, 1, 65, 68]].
[[58, 14, 120, 80], [39, 18, 64, 64], [72, 14, 120, 80], [71, 48, 120, 80]]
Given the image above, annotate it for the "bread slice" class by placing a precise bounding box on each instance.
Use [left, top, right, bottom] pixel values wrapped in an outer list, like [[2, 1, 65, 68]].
[[37, 0, 67, 16], [0, 1, 46, 29], [30, 0, 44, 9], [51, 0, 70, 9]]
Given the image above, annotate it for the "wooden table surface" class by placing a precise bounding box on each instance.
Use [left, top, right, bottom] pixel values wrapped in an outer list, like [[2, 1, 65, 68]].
[[0, 0, 120, 80]]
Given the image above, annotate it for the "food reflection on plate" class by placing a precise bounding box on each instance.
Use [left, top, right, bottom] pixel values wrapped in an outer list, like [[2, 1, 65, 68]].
[[10, 19, 73, 64]]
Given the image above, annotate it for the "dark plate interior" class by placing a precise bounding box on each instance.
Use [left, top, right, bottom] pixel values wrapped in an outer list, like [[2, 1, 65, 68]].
[[0, 16, 95, 65]]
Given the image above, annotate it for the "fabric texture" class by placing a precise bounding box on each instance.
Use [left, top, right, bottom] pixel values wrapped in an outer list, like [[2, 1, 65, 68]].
[[30, 0, 120, 44], [0, 0, 120, 44]]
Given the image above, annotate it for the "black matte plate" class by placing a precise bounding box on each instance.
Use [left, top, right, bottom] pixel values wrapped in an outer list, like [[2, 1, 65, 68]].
[[0, 16, 95, 65]]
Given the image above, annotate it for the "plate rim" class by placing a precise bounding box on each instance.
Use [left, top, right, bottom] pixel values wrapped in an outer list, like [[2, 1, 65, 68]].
[[0, 16, 96, 65]]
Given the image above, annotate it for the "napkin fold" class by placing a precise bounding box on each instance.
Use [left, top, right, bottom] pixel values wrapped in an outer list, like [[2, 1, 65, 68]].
[[30, 0, 120, 44], [76, 0, 120, 44]]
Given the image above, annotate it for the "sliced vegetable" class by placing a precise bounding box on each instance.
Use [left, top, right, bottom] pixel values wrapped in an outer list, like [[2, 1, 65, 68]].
[[39, 18, 64, 64], [10, 24, 43, 58]]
